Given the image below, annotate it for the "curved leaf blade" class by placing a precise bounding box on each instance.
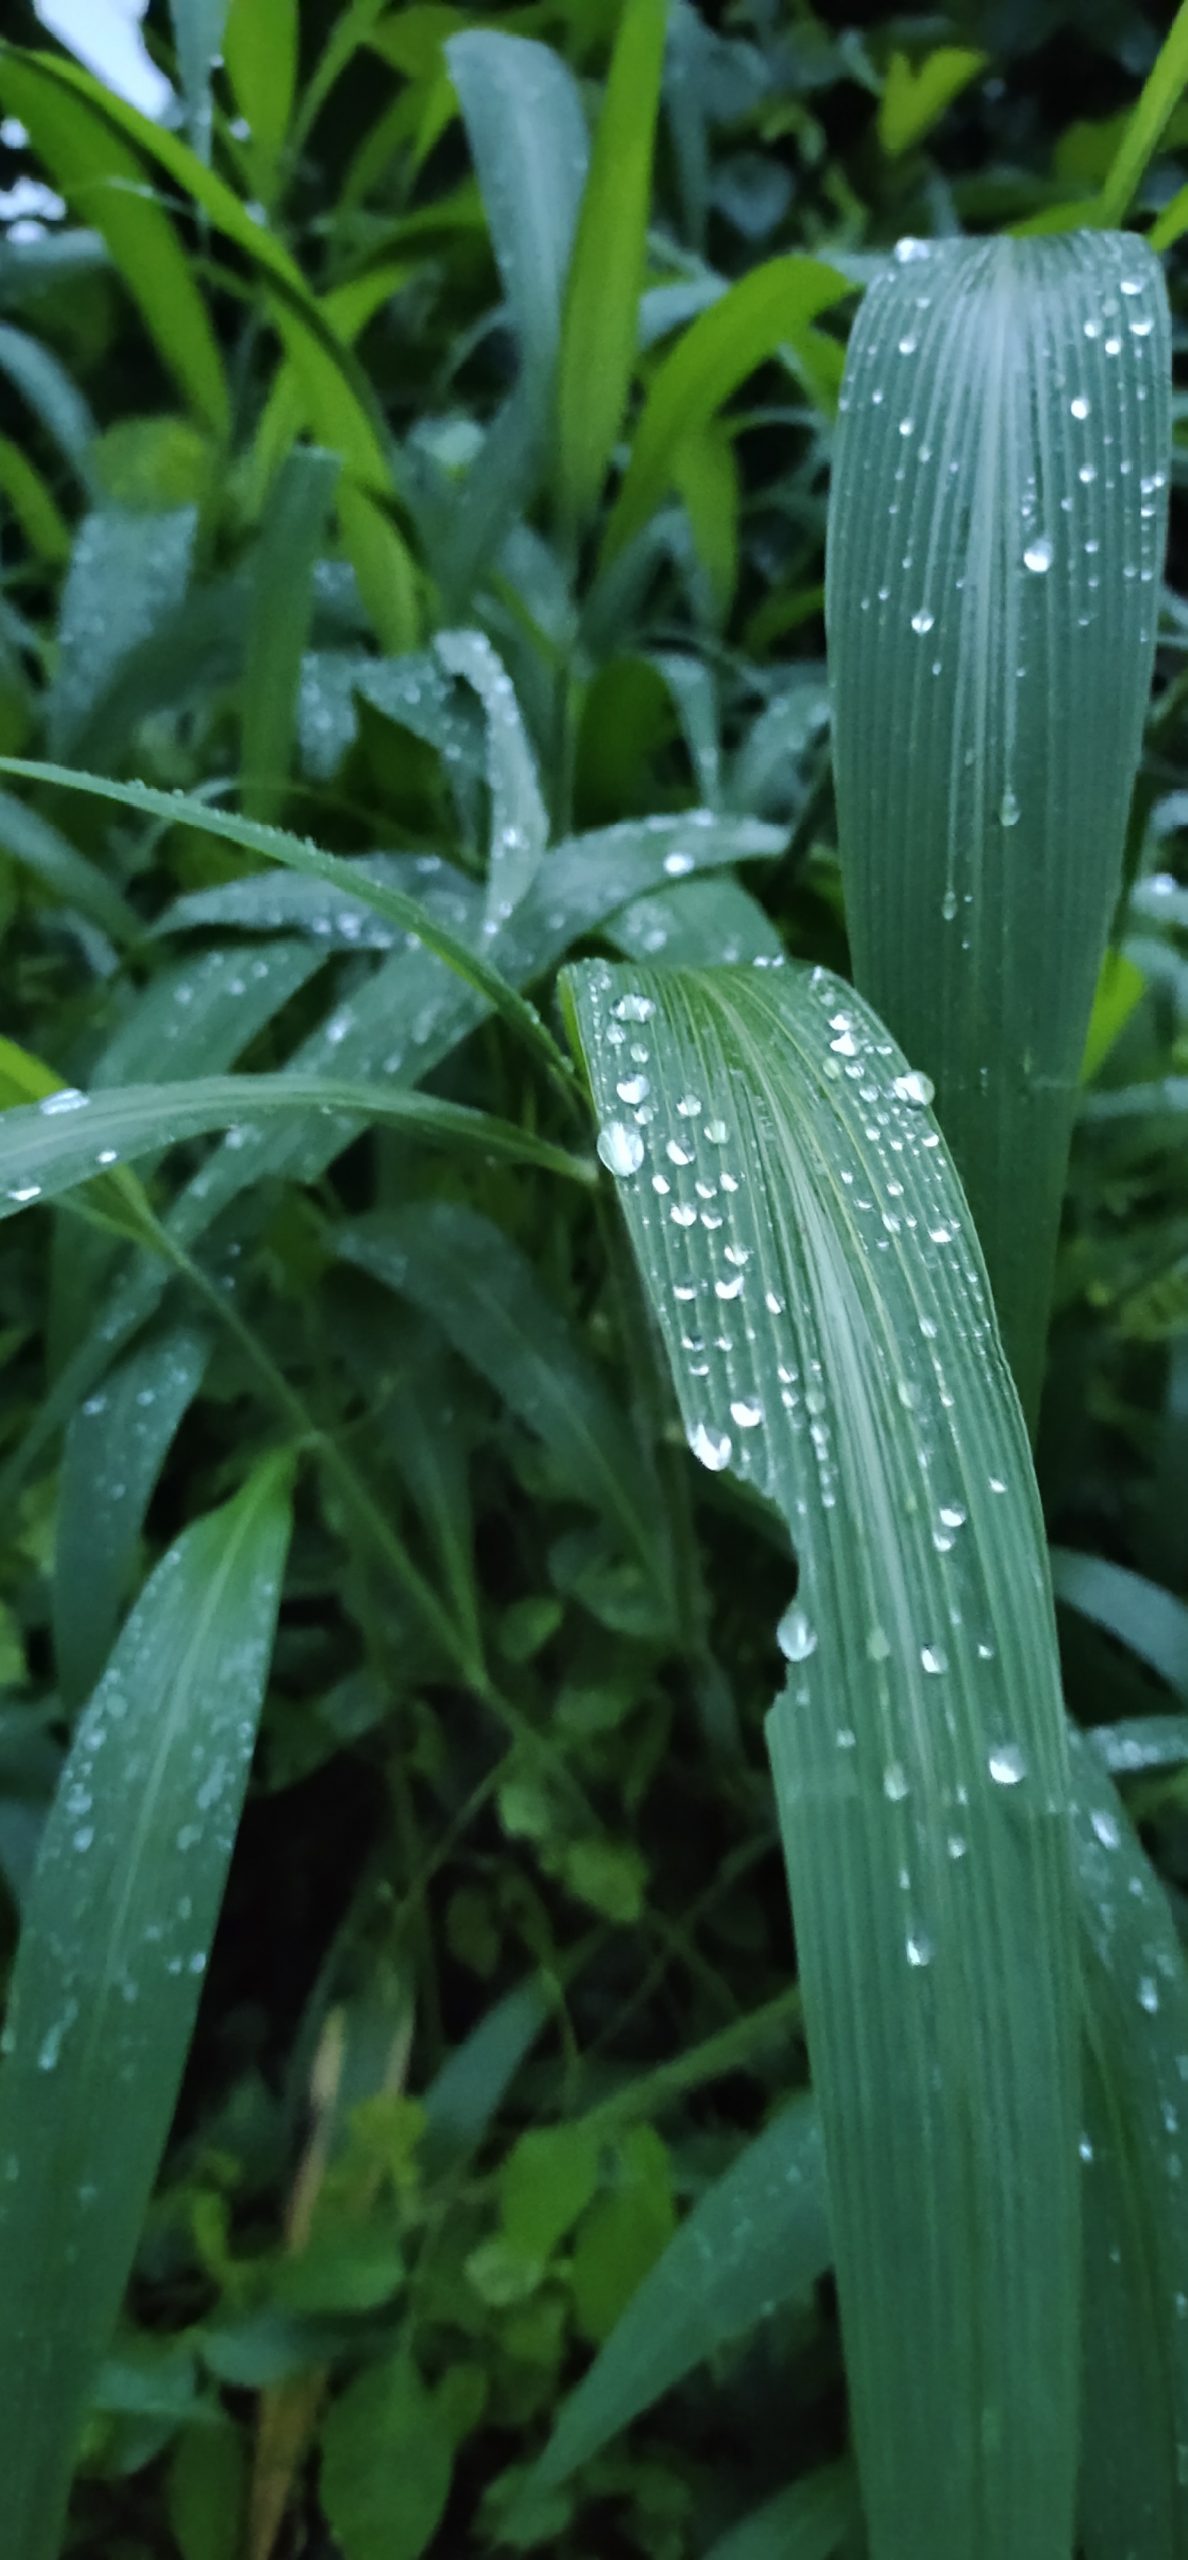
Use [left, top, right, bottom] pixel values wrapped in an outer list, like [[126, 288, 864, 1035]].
[[0, 1457, 293, 2560], [828, 231, 1170, 1420], [569, 957, 1080, 2560]]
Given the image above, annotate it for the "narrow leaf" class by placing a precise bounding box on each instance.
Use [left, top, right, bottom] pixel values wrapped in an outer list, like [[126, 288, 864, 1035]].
[[534, 2094, 830, 2488], [446, 31, 588, 431], [602, 256, 851, 562], [828, 231, 1170, 1419], [701, 2464, 858, 2560], [556, 0, 668, 533], [1098, 2, 1188, 224], [168, 0, 229, 160], [569, 958, 1080, 2560], [242, 446, 339, 819], [0, 1072, 593, 1218], [1052, 1548, 1188, 1702], [0, 1457, 293, 2560]]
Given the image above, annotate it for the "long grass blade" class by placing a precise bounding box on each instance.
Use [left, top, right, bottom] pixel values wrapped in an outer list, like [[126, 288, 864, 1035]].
[[0, 1456, 293, 2560], [569, 957, 1080, 2560], [827, 231, 1170, 1419]]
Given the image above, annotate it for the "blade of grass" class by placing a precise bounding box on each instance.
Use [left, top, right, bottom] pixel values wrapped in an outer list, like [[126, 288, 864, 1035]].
[[1097, 2, 1188, 225], [167, 0, 228, 160], [555, 0, 668, 539], [827, 231, 1170, 1422], [568, 957, 1080, 2560], [601, 255, 851, 565], [0, 1071, 594, 1217], [446, 29, 588, 439], [701, 2465, 858, 2560], [0, 1454, 293, 2560], [242, 446, 339, 821]]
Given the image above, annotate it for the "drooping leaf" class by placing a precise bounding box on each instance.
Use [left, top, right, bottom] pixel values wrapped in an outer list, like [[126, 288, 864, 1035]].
[[828, 231, 1170, 1420], [555, 0, 668, 535], [435, 628, 548, 926], [0, 1456, 293, 2560], [569, 957, 1080, 2560], [0, 1071, 593, 1219]]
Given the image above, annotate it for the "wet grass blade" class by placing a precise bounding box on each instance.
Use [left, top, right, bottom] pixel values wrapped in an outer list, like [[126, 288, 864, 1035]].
[[828, 232, 1170, 1421], [446, 30, 588, 440], [533, 2092, 830, 2490], [241, 446, 338, 820], [0, 1456, 293, 2560], [0, 1071, 594, 1216], [568, 958, 1080, 2560], [701, 2464, 858, 2560]]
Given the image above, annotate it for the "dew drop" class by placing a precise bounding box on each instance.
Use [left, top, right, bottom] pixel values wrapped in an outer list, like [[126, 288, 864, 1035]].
[[920, 1644, 948, 1676], [883, 1760, 909, 1802], [1070, 395, 1091, 420], [1023, 535, 1053, 574], [729, 1397, 763, 1430], [910, 607, 935, 635], [777, 1603, 817, 1662], [866, 1625, 892, 1663], [999, 787, 1020, 828], [892, 1068, 934, 1106], [689, 1421, 732, 1472], [988, 1742, 1026, 1786], [596, 1121, 643, 1178]]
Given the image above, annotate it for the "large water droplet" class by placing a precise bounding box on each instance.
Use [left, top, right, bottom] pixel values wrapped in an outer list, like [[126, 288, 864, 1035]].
[[988, 1742, 1026, 1786], [910, 607, 935, 635], [597, 1121, 644, 1178], [777, 1603, 817, 1662], [892, 1068, 934, 1106], [1023, 535, 1053, 574], [999, 787, 1020, 828], [689, 1421, 732, 1472]]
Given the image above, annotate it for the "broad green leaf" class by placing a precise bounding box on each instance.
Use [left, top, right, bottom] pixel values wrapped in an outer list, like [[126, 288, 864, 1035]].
[[446, 31, 588, 436], [0, 786, 135, 943], [242, 446, 339, 820], [168, 0, 229, 160], [53, 1322, 211, 1708], [0, 1071, 593, 1218], [569, 958, 1080, 2560], [555, 0, 668, 535], [435, 628, 548, 926], [318, 2353, 453, 2560], [47, 504, 196, 758], [224, 0, 298, 188], [1052, 1548, 1188, 1702], [605, 872, 783, 968], [153, 853, 473, 950], [1098, 1, 1188, 224], [95, 941, 328, 1087], [534, 2092, 829, 2488], [827, 232, 1170, 1422], [421, 1977, 551, 2175], [338, 1201, 665, 1584], [702, 2464, 858, 2560], [0, 1456, 292, 2560], [0, 761, 572, 1084], [1071, 1730, 1188, 2556], [602, 255, 851, 563], [0, 53, 228, 435], [877, 47, 987, 158]]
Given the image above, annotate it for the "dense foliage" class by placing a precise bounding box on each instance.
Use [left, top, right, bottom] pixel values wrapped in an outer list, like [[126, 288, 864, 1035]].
[[0, 2, 1187, 2556]]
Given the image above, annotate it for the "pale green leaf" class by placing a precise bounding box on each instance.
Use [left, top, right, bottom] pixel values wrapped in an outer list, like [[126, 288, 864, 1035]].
[[569, 957, 1079, 2560], [224, 0, 298, 185], [319, 2354, 453, 2560], [0, 1457, 293, 2560], [828, 231, 1170, 1421], [878, 47, 988, 158], [435, 628, 548, 925]]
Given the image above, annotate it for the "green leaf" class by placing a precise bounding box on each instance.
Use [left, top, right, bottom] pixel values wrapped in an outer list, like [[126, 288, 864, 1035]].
[[701, 2464, 858, 2560], [53, 1322, 211, 1709], [167, 0, 229, 160], [242, 446, 339, 820], [421, 1977, 551, 2176], [1052, 1549, 1188, 1703], [0, 53, 228, 435], [0, 787, 136, 944], [568, 958, 1080, 2560], [555, 0, 668, 535], [224, 0, 298, 188], [877, 47, 988, 158], [446, 30, 588, 436], [1071, 1730, 1188, 2556], [338, 1202, 663, 1580], [0, 1071, 593, 1218], [827, 232, 1170, 1422], [435, 628, 548, 925], [602, 255, 851, 563], [0, 761, 572, 1085], [1098, 1, 1188, 224], [0, 320, 95, 473], [48, 504, 196, 758], [167, 2419, 247, 2560], [318, 2355, 453, 2560], [534, 2092, 829, 2488], [0, 1456, 293, 2560]]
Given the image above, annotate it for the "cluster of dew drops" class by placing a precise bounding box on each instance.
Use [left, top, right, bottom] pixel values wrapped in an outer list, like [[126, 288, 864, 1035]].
[[586, 963, 1057, 1966], [837, 237, 1168, 899]]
